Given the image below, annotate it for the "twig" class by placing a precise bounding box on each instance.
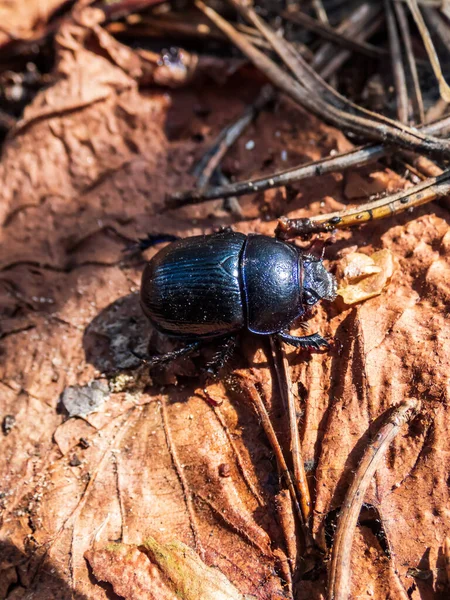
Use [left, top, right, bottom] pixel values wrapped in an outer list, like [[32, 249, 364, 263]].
[[283, 9, 387, 60], [394, 0, 425, 124], [193, 85, 274, 189], [400, 152, 443, 178], [312, 0, 330, 25], [270, 337, 312, 525], [194, 0, 450, 159], [109, 14, 273, 51], [275, 169, 450, 239], [405, 0, 450, 101], [310, 2, 380, 73], [101, 0, 165, 20], [227, 0, 450, 157], [385, 0, 410, 124], [327, 398, 420, 600], [318, 16, 383, 81], [233, 370, 315, 551], [425, 98, 449, 123], [167, 114, 450, 208]]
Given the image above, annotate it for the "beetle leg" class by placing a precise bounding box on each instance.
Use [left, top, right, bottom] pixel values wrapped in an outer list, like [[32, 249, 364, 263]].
[[131, 341, 201, 366], [125, 233, 179, 254], [278, 331, 329, 350], [204, 335, 237, 379]]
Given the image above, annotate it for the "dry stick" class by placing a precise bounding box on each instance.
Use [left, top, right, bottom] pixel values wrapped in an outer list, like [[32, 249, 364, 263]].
[[195, 1, 450, 160], [115, 14, 274, 51], [270, 338, 312, 525], [406, 0, 450, 102], [425, 98, 448, 124], [312, 0, 330, 25], [401, 151, 444, 178], [394, 0, 425, 124], [175, 2, 450, 209], [282, 8, 387, 60], [222, 0, 450, 158], [233, 370, 316, 551], [167, 114, 450, 207], [385, 0, 410, 124], [327, 398, 420, 600], [275, 169, 450, 239], [319, 16, 383, 82], [193, 85, 274, 189], [310, 2, 380, 72]]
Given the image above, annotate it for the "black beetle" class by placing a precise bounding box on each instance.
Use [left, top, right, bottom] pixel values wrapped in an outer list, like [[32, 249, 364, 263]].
[[139, 230, 336, 372]]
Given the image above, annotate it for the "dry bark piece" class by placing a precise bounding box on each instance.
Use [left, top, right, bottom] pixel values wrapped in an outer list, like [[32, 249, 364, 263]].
[[336, 249, 395, 305]]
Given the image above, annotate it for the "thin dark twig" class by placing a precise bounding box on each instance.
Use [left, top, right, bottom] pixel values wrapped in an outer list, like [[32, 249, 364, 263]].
[[385, 0, 410, 124], [270, 338, 312, 525], [282, 9, 387, 60], [312, 0, 330, 25], [233, 370, 312, 545], [195, 0, 450, 160], [327, 399, 420, 600], [193, 85, 274, 189], [112, 14, 273, 51], [167, 114, 450, 208], [319, 16, 383, 81], [394, 0, 425, 124], [422, 6, 450, 55], [275, 169, 450, 239], [311, 2, 380, 72], [101, 0, 164, 20], [406, 0, 450, 102]]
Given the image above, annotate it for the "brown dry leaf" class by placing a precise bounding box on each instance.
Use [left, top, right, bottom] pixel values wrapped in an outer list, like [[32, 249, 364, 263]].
[[336, 249, 396, 305], [0, 0, 66, 47], [86, 537, 253, 599], [0, 8, 449, 600]]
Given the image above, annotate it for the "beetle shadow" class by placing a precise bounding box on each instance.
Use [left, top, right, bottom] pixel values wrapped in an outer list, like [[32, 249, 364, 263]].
[[83, 292, 149, 375], [83, 292, 233, 382]]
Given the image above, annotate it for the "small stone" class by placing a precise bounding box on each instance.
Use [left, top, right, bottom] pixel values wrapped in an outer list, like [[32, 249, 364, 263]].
[[61, 380, 109, 417], [2, 415, 16, 436], [79, 437, 90, 449]]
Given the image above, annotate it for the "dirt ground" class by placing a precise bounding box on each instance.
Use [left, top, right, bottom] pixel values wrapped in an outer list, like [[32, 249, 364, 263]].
[[0, 5, 449, 600]]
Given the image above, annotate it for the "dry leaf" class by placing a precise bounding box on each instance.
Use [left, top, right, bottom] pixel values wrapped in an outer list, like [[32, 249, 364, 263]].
[[336, 249, 395, 305], [0, 0, 66, 47], [0, 7, 449, 600], [86, 537, 253, 600]]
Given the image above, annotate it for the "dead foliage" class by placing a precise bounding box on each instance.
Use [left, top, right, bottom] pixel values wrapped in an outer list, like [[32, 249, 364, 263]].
[[0, 2, 449, 600]]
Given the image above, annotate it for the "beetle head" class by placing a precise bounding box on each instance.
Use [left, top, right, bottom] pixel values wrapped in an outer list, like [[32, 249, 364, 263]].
[[300, 254, 337, 306]]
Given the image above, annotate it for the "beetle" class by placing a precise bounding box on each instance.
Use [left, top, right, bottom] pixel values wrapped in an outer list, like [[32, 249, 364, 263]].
[[139, 230, 336, 373]]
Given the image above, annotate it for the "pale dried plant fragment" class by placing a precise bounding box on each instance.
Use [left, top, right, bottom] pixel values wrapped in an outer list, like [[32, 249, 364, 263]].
[[86, 537, 254, 600], [336, 249, 395, 305]]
